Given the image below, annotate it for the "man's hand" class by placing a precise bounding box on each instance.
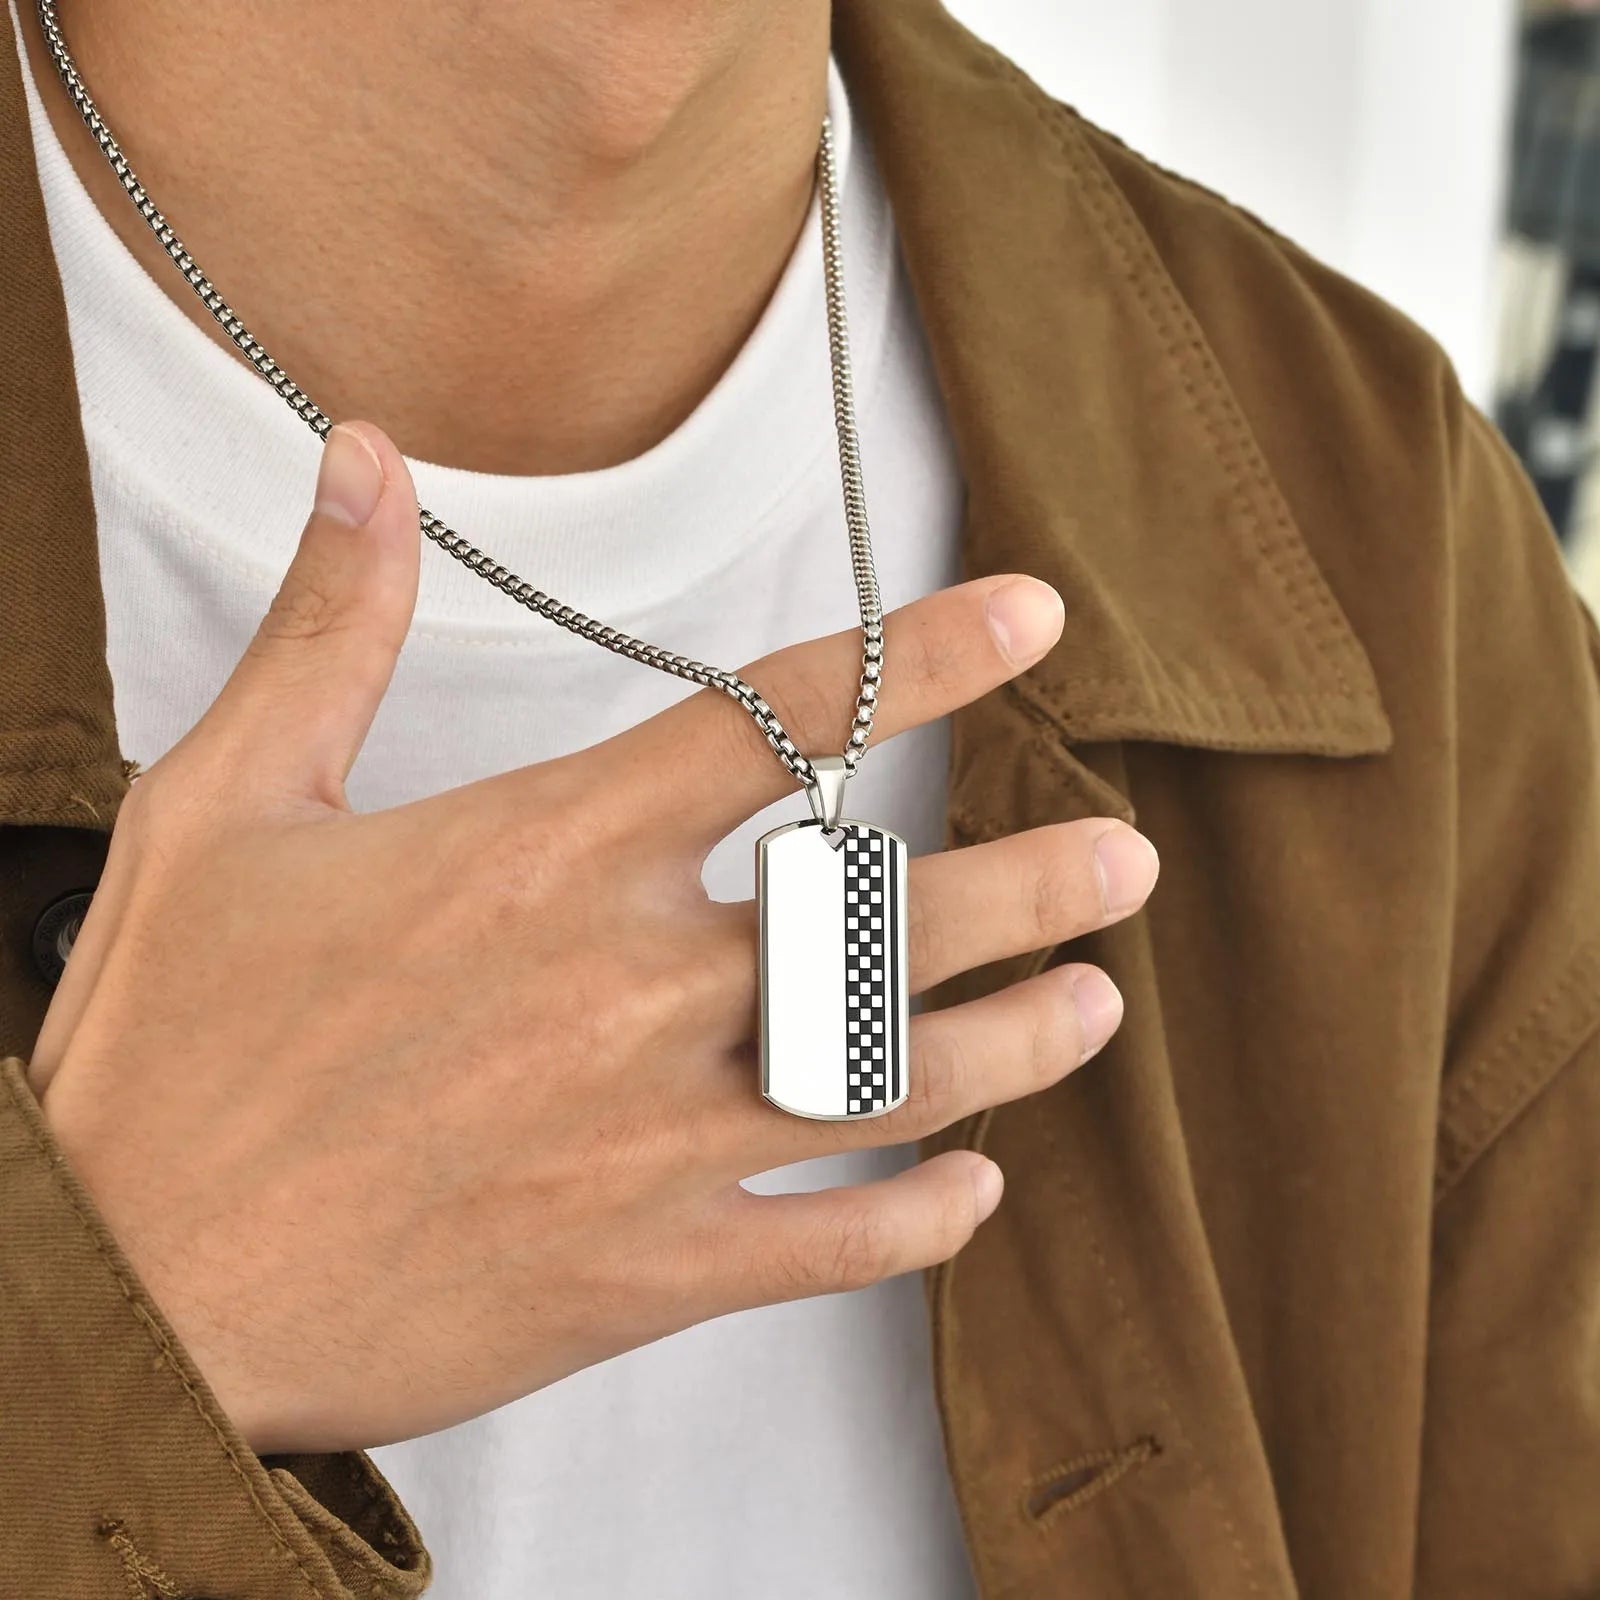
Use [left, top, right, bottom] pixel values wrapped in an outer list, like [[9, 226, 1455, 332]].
[[25, 421, 1159, 1454]]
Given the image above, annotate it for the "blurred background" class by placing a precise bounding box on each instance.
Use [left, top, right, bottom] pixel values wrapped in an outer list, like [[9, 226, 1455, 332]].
[[946, 0, 1600, 613]]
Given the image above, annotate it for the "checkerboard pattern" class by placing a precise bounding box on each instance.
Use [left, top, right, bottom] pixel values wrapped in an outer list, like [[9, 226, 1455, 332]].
[[843, 826, 895, 1114]]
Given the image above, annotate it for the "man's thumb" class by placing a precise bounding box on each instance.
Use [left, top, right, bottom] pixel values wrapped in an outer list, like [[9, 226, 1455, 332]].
[[194, 419, 422, 806]]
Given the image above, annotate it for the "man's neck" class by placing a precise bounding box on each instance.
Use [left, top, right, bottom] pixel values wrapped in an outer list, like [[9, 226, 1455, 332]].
[[24, 1, 831, 473]]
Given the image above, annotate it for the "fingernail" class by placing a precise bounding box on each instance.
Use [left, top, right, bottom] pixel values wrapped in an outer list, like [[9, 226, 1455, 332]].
[[316, 423, 384, 527], [1071, 968, 1124, 1063], [985, 578, 1065, 668], [1093, 824, 1161, 915], [971, 1158, 1005, 1222]]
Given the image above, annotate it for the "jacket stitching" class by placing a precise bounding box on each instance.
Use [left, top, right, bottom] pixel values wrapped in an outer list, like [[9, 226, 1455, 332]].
[[927, 1102, 1008, 1585], [1068, 151, 1360, 707], [961, 35, 1378, 734], [1063, 113, 1302, 262], [948, 803, 1267, 1595], [1023, 1434, 1162, 1529], [0, 758, 125, 778], [1015, 667, 1376, 725], [1028, 1082, 1267, 1594], [948, 68, 1366, 1596], [954, 669, 1270, 1588], [0, 1065, 335, 1600], [1435, 929, 1600, 1201], [268, 1464, 425, 1588], [101, 1520, 180, 1599], [1008, 669, 1383, 755], [336, 1454, 414, 1565], [938, 35, 1402, 1586], [1046, 119, 1358, 711]]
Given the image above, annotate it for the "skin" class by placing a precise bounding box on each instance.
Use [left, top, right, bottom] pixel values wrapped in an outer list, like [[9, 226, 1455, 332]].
[[26, 0, 838, 472], [23, 5, 1163, 1453]]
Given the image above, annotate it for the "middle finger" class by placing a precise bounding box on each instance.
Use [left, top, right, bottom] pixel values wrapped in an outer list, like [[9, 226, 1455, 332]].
[[903, 817, 1159, 994], [699, 816, 1159, 1044]]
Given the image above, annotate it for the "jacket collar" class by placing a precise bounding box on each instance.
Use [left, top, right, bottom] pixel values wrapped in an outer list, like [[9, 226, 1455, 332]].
[[834, 0, 1393, 762], [0, 0, 1391, 839]]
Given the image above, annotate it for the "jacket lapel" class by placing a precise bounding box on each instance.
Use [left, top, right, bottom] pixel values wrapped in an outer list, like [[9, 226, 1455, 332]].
[[0, 4, 126, 832], [835, 0, 1393, 832]]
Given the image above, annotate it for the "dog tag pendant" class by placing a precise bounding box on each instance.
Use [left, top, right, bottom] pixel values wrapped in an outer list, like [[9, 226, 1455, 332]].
[[757, 758, 910, 1120]]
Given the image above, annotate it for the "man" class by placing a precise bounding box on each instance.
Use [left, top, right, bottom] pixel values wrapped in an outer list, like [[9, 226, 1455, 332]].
[[1, 3, 1596, 1599]]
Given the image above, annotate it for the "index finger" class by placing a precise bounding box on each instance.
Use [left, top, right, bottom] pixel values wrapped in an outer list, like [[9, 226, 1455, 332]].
[[592, 574, 1064, 848]]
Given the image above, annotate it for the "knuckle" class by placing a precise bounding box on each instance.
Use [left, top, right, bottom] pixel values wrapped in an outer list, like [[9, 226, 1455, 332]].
[[906, 1018, 970, 1123], [904, 627, 969, 704], [109, 753, 226, 858], [1027, 996, 1059, 1085], [628, 956, 709, 1044], [253, 566, 348, 649], [930, 1175, 979, 1258], [1028, 846, 1083, 944], [535, 753, 659, 858], [1031, 972, 1083, 1083], [904, 893, 946, 984], [746, 661, 845, 764], [757, 1237, 824, 1303], [594, 908, 744, 1048], [699, 684, 776, 783], [766, 1204, 894, 1300], [691, 921, 756, 1017], [816, 1204, 893, 1293], [558, 944, 717, 1072], [580, 958, 661, 1058]]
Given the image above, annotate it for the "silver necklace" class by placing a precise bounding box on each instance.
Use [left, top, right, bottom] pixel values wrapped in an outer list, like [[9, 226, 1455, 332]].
[[35, 0, 911, 1124]]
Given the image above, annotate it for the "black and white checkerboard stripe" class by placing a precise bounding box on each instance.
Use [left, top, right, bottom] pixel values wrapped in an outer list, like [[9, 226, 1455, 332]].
[[843, 826, 900, 1114]]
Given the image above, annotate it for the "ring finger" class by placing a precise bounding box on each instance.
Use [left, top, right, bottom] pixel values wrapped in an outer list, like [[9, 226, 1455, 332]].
[[732, 959, 1126, 1167]]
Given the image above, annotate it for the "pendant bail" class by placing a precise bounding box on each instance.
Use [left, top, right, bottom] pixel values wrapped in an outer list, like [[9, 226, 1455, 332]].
[[805, 755, 850, 831]]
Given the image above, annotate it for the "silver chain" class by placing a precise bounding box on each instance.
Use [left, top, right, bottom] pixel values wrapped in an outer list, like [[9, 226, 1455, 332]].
[[33, 0, 884, 795]]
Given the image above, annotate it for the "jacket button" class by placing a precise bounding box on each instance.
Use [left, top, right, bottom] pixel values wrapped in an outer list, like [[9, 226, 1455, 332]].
[[30, 889, 93, 987]]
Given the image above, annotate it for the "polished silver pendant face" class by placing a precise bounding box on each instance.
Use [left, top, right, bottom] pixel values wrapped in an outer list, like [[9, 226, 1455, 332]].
[[757, 819, 910, 1120]]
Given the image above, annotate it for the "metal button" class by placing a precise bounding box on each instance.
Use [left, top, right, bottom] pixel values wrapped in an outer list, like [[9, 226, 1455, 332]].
[[30, 889, 93, 988]]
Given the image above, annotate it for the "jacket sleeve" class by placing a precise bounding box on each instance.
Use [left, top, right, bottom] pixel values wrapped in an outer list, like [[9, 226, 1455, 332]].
[[1412, 399, 1600, 1595], [0, 1055, 432, 1600]]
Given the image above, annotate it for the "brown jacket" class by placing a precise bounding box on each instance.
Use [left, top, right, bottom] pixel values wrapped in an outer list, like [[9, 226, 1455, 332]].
[[4, 2, 1599, 1596]]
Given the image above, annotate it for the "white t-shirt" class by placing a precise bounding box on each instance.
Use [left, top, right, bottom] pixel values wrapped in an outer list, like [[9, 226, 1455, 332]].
[[15, 11, 976, 1596]]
